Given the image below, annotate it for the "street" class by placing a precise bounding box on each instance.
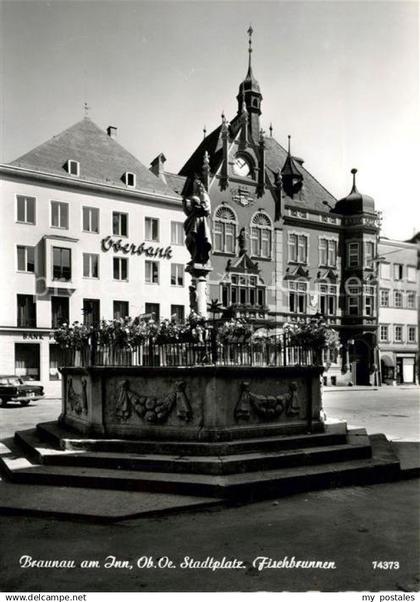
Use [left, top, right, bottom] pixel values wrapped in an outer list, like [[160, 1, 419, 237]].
[[323, 387, 420, 442]]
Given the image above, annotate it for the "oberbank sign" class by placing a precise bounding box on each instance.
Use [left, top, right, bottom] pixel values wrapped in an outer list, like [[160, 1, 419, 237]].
[[101, 236, 173, 260]]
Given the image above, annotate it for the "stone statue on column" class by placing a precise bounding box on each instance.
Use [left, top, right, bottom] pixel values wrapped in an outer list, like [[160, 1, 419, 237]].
[[183, 178, 213, 317], [183, 179, 212, 266]]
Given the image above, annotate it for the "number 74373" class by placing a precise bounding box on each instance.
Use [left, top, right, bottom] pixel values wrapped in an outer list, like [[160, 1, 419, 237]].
[[372, 561, 400, 570]]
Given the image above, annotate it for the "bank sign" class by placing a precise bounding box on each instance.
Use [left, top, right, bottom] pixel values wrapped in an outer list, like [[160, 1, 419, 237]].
[[101, 236, 173, 259]]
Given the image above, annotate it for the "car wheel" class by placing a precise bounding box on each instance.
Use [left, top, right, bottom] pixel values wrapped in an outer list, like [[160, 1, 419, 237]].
[[0, 398, 7, 407], [20, 400, 30, 407]]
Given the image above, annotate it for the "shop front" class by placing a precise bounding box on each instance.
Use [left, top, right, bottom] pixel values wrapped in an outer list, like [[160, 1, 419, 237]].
[[396, 356, 416, 385], [0, 329, 63, 398]]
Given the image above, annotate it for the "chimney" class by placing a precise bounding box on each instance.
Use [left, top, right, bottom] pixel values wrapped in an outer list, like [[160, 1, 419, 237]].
[[107, 126, 117, 139], [150, 153, 167, 183]]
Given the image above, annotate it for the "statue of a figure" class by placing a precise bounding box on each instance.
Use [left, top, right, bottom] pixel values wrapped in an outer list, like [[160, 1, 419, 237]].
[[237, 227, 247, 256], [183, 179, 212, 266]]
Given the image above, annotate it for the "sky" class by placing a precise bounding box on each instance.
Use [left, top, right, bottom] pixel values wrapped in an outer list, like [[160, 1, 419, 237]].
[[1, 0, 419, 240]]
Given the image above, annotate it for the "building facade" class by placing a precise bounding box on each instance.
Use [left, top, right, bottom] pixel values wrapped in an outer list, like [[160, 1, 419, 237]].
[[378, 238, 418, 384], [2, 32, 417, 394], [166, 31, 382, 386], [0, 119, 190, 396]]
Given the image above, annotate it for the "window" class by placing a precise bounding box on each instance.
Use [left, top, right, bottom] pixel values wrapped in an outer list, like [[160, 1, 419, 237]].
[[113, 212, 128, 237], [319, 284, 337, 316], [83, 299, 100, 327], [380, 263, 391, 279], [83, 253, 99, 278], [171, 264, 184, 286], [319, 239, 328, 265], [17, 195, 36, 224], [49, 344, 64, 380], [347, 296, 359, 316], [52, 247, 71, 281], [328, 240, 337, 267], [407, 292, 416, 309], [380, 289, 389, 307], [145, 217, 159, 241], [113, 257, 128, 280], [251, 212, 272, 258], [213, 206, 237, 253], [83, 207, 99, 233], [347, 242, 360, 268], [394, 325, 403, 343], [51, 296, 69, 328], [145, 260, 159, 284], [289, 280, 307, 314], [394, 291, 403, 308], [17, 294, 36, 327], [171, 305, 185, 323], [171, 221, 184, 245], [407, 266, 416, 282], [67, 160, 80, 176], [319, 239, 337, 267], [51, 201, 69, 229], [145, 302, 160, 321], [123, 172, 136, 187], [17, 246, 35, 272], [365, 241, 375, 268], [346, 278, 361, 316], [379, 325, 389, 343], [393, 264, 403, 280], [288, 233, 308, 264], [221, 274, 266, 307], [113, 300, 129, 320], [408, 326, 417, 343], [364, 285, 375, 316], [15, 344, 40, 380]]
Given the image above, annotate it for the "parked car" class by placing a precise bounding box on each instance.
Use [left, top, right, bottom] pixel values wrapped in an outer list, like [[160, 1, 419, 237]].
[[0, 376, 44, 406]]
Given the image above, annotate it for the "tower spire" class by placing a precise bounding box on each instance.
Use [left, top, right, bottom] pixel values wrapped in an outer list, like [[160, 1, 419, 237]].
[[236, 26, 262, 141], [351, 168, 359, 193], [247, 25, 253, 75]]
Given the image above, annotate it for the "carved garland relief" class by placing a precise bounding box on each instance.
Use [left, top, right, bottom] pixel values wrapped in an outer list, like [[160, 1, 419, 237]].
[[235, 381, 300, 421], [114, 380, 193, 424]]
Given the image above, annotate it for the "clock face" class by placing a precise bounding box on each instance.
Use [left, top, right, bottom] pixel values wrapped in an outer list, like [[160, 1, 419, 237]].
[[233, 157, 251, 177]]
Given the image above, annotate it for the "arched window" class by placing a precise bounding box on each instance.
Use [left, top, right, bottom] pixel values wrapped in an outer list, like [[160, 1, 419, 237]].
[[250, 212, 272, 258], [213, 206, 237, 254]]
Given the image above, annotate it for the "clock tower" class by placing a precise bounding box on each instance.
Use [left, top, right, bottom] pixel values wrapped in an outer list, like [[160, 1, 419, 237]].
[[236, 26, 263, 143]]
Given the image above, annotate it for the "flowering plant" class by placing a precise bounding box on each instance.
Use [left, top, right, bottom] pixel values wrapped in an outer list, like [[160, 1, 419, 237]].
[[54, 322, 91, 349], [282, 318, 339, 351], [217, 318, 253, 343]]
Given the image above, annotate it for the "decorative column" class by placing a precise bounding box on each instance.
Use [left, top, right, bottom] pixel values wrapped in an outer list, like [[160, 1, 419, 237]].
[[189, 268, 211, 319]]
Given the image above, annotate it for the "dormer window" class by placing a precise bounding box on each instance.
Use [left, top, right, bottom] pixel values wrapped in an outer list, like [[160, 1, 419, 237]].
[[123, 172, 136, 187], [66, 160, 80, 177]]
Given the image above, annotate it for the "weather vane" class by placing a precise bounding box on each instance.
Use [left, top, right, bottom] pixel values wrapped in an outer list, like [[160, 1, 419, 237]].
[[83, 102, 90, 117]]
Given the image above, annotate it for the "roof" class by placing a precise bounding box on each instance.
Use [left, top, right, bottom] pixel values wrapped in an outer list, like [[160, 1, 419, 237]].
[[178, 124, 338, 213], [406, 232, 420, 245], [165, 173, 188, 196], [10, 117, 179, 199], [334, 170, 375, 215], [263, 137, 338, 212], [179, 124, 223, 179]]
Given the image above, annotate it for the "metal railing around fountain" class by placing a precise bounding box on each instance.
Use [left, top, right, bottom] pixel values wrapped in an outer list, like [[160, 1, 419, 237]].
[[60, 334, 319, 369]]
